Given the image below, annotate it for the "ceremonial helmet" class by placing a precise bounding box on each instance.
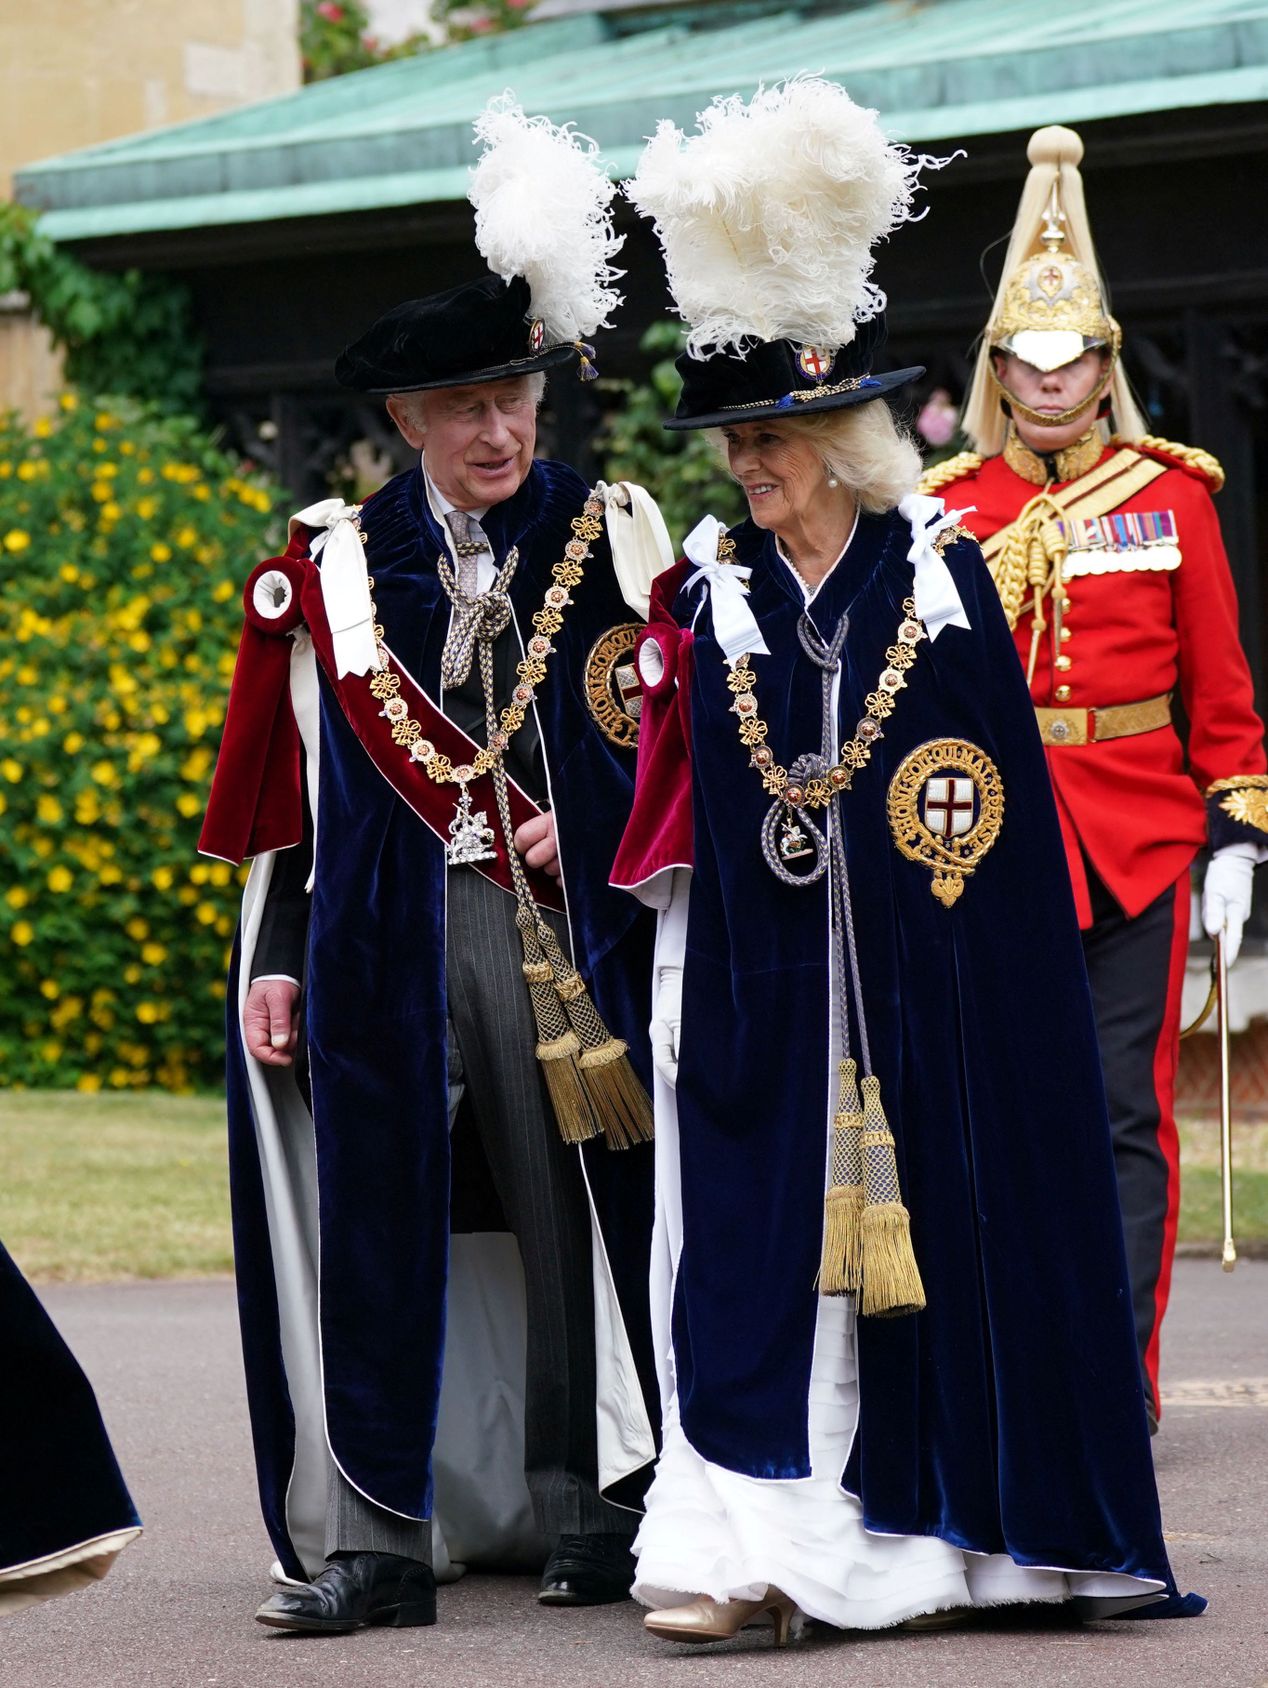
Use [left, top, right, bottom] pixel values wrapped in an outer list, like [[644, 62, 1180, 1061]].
[[961, 126, 1146, 455], [336, 96, 622, 395], [624, 76, 955, 430]]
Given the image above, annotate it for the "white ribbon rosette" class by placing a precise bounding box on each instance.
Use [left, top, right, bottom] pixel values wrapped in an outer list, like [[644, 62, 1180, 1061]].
[[290, 499, 383, 679], [682, 514, 770, 665], [897, 493, 973, 643]]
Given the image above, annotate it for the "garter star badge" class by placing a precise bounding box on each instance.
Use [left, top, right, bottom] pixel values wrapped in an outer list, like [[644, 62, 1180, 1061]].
[[585, 624, 644, 750], [528, 318, 546, 353], [887, 739, 1004, 906]]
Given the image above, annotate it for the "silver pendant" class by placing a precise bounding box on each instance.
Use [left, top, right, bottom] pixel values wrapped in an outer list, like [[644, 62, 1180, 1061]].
[[779, 813, 814, 862], [447, 783, 497, 866]]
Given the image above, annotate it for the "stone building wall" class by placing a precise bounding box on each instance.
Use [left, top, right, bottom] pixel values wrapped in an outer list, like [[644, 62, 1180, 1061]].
[[0, 0, 300, 418]]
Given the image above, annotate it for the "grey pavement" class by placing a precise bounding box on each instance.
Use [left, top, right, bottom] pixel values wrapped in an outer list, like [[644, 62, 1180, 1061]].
[[3, 1262, 1265, 1688]]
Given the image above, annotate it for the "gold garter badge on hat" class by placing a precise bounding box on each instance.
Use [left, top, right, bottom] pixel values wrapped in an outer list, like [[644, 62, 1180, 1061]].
[[887, 739, 1004, 906]]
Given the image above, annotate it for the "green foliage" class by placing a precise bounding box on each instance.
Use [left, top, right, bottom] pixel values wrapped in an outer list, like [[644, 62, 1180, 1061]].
[[300, 0, 535, 80], [0, 203, 202, 413], [0, 396, 283, 1092], [301, 0, 389, 79], [431, 0, 538, 43], [599, 321, 745, 549]]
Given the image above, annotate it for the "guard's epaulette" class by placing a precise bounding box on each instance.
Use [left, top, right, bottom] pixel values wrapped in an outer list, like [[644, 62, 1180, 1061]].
[[1113, 434, 1225, 494], [916, 451, 983, 497]]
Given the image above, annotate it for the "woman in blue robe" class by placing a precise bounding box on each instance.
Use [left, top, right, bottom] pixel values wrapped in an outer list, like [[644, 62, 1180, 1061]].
[[610, 77, 1203, 1647], [0, 1241, 140, 1615]]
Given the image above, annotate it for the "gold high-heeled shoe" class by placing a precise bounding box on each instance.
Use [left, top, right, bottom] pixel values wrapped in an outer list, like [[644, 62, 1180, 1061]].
[[643, 1588, 797, 1647], [899, 1607, 971, 1631]]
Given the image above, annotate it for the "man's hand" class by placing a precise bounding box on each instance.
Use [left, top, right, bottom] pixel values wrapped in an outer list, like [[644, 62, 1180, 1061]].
[[243, 978, 301, 1066], [1202, 847, 1256, 968], [513, 810, 561, 880]]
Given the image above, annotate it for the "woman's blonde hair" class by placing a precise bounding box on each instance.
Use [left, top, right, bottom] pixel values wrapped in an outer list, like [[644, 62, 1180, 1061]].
[[709, 400, 921, 515]]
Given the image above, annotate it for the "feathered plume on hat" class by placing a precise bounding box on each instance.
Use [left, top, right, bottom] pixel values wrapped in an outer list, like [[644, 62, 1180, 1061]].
[[469, 93, 624, 347], [626, 76, 950, 359], [960, 125, 1147, 456]]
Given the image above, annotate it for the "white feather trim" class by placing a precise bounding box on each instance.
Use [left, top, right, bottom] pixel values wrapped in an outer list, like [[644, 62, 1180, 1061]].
[[470, 93, 624, 343], [627, 77, 952, 358]]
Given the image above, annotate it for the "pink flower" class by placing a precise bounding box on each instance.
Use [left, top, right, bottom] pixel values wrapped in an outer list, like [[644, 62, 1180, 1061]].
[[361, 33, 379, 49], [316, 2, 345, 22], [917, 388, 959, 449], [469, 15, 494, 30], [507, 0, 532, 8]]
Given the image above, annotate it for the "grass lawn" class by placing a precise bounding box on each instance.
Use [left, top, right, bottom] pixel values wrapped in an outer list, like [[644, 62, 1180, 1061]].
[[0, 1090, 231, 1281], [0, 1092, 1264, 1281], [1176, 1112, 1268, 1257]]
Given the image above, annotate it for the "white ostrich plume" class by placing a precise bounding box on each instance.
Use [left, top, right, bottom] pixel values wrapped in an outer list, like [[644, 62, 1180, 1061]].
[[469, 93, 624, 343], [627, 76, 954, 358]]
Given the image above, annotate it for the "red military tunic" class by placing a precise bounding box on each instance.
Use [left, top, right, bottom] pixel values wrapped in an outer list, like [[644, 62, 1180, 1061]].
[[931, 441, 1266, 927]]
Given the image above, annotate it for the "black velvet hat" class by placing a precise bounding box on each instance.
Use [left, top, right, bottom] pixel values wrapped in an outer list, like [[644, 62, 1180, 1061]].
[[335, 274, 578, 395], [664, 313, 923, 432]]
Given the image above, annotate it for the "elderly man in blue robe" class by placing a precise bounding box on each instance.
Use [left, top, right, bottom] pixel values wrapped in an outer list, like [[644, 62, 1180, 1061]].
[[200, 103, 670, 1637]]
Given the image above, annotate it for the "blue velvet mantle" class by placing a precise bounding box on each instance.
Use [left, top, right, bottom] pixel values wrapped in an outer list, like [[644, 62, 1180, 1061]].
[[667, 508, 1180, 1592], [0, 1241, 140, 1574], [226, 460, 657, 1578]]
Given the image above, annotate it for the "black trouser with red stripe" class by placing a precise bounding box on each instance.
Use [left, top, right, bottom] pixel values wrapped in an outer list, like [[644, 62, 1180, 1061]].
[[1082, 867, 1189, 1425]]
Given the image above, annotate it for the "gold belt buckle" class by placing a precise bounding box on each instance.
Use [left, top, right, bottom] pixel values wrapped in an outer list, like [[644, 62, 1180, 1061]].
[[1036, 707, 1088, 747]]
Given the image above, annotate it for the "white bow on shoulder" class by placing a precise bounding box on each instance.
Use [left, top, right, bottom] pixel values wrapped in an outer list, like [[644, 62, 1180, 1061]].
[[682, 514, 770, 665], [897, 493, 973, 643], [290, 499, 383, 679]]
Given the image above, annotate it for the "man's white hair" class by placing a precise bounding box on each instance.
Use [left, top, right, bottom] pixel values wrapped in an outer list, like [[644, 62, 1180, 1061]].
[[389, 371, 547, 434]]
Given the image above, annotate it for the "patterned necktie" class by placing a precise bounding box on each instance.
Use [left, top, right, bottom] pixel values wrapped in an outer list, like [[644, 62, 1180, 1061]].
[[444, 508, 490, 598], [440, 509, 514, 688]]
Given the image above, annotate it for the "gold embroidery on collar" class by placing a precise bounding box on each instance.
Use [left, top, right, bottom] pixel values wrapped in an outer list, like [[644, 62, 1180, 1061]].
[[1003, 426, 1103, 486]]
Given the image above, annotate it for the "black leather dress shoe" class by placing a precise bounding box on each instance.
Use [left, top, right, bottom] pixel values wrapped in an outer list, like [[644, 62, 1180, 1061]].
[[255, 1552, 437, 1633], [538, 1533, 636, 1607]]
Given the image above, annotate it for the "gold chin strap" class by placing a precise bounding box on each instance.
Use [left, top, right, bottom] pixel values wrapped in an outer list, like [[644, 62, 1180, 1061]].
[[987, 347, 1118, 433]]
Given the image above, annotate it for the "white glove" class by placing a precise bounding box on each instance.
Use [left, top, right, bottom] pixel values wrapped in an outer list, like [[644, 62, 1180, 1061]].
[[650, 965, 682, 1088], [1202, 846, 1257, 967]]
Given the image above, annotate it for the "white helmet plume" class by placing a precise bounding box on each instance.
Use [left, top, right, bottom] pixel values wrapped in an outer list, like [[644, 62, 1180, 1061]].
[[627, 76, 952, 358], [469, 93, 624, 344]]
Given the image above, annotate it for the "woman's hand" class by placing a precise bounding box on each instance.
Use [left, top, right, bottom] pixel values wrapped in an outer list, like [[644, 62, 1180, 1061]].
[[514, 810, 561, 880], [243, 978, 300, 1066]]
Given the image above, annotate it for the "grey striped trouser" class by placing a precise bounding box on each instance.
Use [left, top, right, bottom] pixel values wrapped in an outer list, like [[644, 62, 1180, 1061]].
[[327, 864, 631, 1558]]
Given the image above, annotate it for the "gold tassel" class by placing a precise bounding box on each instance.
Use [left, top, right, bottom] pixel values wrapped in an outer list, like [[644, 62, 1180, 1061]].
[[536, 1030, 600, 1144], [860, 1203, 925, 1318], [858, 1075, 926, 1318], [578, 1037, 655, 1149], [517, 918, 602, 1146], [538, 932, 654, 1151], [820, 1184, 864, 1295], [819, 1059, 864, 1294]]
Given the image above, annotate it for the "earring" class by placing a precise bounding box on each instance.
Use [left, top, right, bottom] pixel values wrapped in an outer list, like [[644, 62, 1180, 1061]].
[[826, 471, 840, 488]]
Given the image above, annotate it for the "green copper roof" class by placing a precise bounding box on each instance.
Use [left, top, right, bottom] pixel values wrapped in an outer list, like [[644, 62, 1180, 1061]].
[[17, 0, 1268, 241]]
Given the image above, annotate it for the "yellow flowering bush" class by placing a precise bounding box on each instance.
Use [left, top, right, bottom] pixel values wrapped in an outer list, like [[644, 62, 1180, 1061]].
[[0, 397, 282, 1089]]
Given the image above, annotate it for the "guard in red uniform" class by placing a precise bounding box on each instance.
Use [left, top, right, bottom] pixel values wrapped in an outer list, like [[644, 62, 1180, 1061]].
[[924, 126, 1267, 1427]]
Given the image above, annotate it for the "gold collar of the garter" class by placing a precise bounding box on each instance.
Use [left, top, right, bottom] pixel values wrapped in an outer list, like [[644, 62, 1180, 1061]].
[[1003, 425, 1103, 486]]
